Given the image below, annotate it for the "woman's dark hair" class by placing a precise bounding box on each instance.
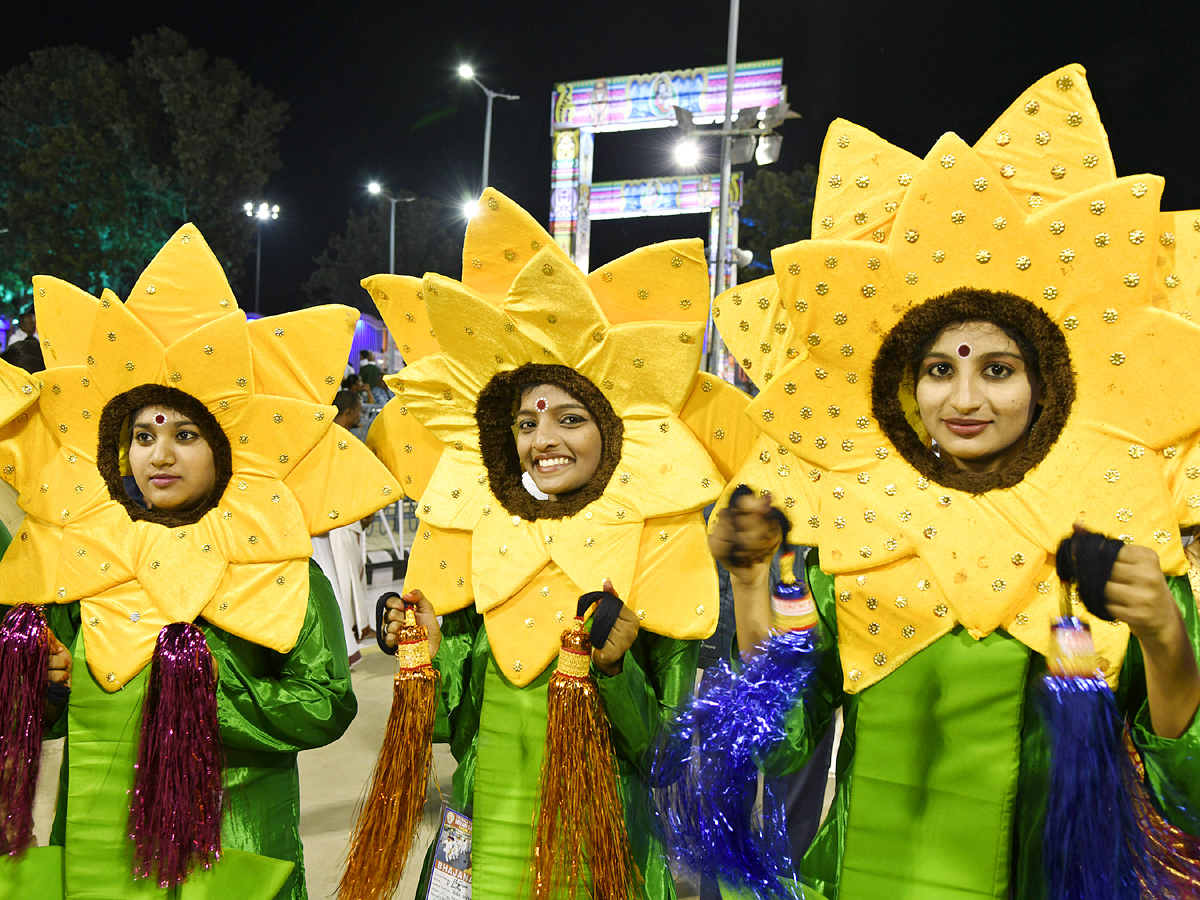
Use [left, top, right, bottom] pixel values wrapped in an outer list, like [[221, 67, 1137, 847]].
[[871, 287, 1075, 494], [475, 363, 623, 520]]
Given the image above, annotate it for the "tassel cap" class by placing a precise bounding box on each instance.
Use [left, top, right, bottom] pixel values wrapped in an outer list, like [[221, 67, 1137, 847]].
[[395, 608, 431, 671], [556, 619, 592, 679]]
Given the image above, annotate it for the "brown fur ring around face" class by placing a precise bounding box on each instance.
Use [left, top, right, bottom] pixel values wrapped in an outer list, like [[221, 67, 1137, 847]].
[[870, 287, 1076, 494], [96, 384, 233, 527], [475, 364, 624, 521]]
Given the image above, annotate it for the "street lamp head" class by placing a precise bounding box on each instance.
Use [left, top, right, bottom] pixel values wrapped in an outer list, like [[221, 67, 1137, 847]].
[[675, 139, 701, 168], [458, 64, 475, 80], [462, 199, 479, 220], [243, 202, 254, 216], [368, 182, 382, 195]]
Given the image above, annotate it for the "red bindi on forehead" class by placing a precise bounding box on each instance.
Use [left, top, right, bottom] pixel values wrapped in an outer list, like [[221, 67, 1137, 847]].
[[957, 343, 971, 358], [534, 397, 548, 412], [154, 413, 166, 425]]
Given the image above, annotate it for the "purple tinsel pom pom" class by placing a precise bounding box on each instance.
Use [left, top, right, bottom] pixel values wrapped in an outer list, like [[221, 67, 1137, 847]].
[[0, 604, 50, 856], [128, 622, 224, 887], [651, 629, 819, 900]]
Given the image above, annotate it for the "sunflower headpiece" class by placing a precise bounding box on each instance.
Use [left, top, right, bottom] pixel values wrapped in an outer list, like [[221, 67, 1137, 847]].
[[0, 225, 400, 689], [366, 190, 756, 685], [714, 64, 1200, 693]]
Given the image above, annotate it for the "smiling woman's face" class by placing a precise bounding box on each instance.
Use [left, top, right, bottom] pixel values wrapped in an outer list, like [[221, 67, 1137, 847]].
[[515, 384, 602, 501], [915, 321, 1041, 474], [128, 405, 217, 512]]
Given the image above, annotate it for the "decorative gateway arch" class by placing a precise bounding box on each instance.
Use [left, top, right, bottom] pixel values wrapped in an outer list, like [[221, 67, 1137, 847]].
[[549, 60, 787, 289]]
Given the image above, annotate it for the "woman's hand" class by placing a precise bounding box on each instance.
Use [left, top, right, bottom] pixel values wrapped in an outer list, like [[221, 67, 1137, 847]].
[[709, 492, 782, 590], [1102, 540, 1200, 738], [383, 589, 442, 660], [591, 579, 638, 677], [46, 634, 72, 724], [1104, 544, 1184, 645]]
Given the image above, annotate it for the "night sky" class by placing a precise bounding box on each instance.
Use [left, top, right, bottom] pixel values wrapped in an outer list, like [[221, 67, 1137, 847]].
[[6, 1, 1200, 314]]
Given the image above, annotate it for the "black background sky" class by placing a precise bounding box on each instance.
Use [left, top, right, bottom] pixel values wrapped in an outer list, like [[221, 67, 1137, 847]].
[[6, 1, 1200, 314]]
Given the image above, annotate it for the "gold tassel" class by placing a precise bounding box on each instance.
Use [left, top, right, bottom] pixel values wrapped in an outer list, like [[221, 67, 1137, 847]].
[[338, 608, 439, 900], [530, 619, 635, 900]]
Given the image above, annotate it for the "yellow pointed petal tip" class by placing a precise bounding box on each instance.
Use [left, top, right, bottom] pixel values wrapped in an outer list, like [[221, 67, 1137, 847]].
[[714, 65, 1199, 695], [0, 224, 400, 689]]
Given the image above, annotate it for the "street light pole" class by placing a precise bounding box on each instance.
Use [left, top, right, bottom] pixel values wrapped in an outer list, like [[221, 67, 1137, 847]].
[[458, 65, 519, 194], [368, 183, 415, 275], [243, 201, 279, 315]]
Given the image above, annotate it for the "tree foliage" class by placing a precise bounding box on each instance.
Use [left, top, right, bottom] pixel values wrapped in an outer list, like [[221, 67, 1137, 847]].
[[302, 199, 464, 315], [738, 164, 818, 277], [0, 29, 287, 312]]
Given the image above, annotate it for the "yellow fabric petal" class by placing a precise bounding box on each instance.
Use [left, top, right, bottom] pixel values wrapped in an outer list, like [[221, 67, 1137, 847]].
[[366, 397, 442, 501], [365, 274, 441, 365], [217, 472, 313, 564], [282, 426, 401, 537], [584, 238, 709, 327], [0, 407, 60, 505], [133, 522, 230, 623], [677, 372, 757, 482], [79, 585, 169, 691], [55, 504, 138, 602], [472, 515, 553, 612], [612, 420, 721, 518], [20, 449, 108, 534], [226, 395, 329, 481], [31, 277, 101, 368], [199, 559, 309, 654], [160, 311, 254, 412], [810, 119, 921, 242], [402, 521, 475, 615], [126, 224, 239, 347], [413, 450, 490, 532], [0, 515, 62, 604], [86, 293, 167, 401], [420, 276, 527, 395], [972, 64, 1117, 205], [247, 306, 358, 404], [460, 188, 564, 301], [36, 366, 101, 463], [585, 322, 703, 417], [624, 513, 718, 641], [482, 564, 585, 687]]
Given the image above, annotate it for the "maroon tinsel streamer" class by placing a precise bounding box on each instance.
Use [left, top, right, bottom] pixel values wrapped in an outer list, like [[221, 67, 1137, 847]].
[[127, 622, 224, 887], [0, 604, 51, 856]]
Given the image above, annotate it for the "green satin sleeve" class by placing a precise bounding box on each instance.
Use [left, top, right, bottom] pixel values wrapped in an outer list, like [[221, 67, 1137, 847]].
[[595, 630, 698, 770], [1122, 573, 1200, 833], [429, 606, 487, 812], [209, 560, 357, 754]]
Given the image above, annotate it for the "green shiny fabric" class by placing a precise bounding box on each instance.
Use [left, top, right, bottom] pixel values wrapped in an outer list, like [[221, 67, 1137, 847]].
[[1, 560, 355, 900], [730, 554, 1200, 900], [426, 607, 695, 899]]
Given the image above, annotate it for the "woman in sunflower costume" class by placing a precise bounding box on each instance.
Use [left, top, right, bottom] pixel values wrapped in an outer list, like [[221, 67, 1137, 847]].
[[0, 226, 399, 900], [364, 189, 756, 898], [698, 65, 1200, 899]]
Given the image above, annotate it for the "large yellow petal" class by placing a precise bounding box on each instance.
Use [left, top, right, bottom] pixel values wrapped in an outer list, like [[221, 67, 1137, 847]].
[[401, 521, 474, 616], [31, 277, 101, 368], [282, 426, 400, 536], [126, 224, 239, 347], [810, 119, 921, 242], [161, 310, 254, 411], [460, 188, 564, 301], [85, 293, 167, 400], [79, 584, 169, 691], [366, 397, 443, 501], [247, 306, 358, 404], [199, 559, 310, 654], [677, 372, 758, 482], [365, 274, 441, 365], [584, 238, 709, 327]]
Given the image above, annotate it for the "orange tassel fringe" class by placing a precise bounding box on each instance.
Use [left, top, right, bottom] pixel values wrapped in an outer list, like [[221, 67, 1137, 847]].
[[338, 608, 439, 900], [530, 619, 635, 900]]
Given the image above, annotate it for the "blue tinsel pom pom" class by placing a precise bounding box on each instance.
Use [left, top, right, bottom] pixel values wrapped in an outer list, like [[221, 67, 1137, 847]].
[[651, 629, 819, 900]]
